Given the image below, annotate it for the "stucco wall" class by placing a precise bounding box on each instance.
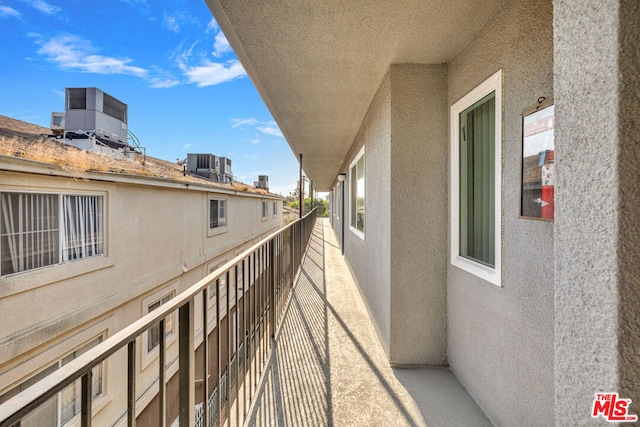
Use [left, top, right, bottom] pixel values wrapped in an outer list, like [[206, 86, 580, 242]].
[[389, 64, 448, 365], [554, 0, 640, 423], [341, 71, 392, 355], [446, 1, 555, 425]]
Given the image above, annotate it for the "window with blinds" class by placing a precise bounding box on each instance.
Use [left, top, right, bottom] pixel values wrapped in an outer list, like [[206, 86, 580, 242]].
[[210, 199, 227, 229], [459, 92, 496, 267]]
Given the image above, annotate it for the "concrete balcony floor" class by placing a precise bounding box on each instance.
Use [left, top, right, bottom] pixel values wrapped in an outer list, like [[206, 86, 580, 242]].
[[246, 218, 492, 427]]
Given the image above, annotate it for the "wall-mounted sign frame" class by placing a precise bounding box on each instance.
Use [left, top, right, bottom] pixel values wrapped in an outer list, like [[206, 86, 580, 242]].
[[520, 97, 554, 220]]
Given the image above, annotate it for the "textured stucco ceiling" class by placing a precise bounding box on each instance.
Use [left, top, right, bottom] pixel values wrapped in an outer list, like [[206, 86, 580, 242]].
[[205, 0, 504, 190]]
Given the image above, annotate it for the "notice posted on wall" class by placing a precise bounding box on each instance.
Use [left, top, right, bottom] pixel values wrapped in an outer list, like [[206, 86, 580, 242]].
[[521, 100, 554, 220]]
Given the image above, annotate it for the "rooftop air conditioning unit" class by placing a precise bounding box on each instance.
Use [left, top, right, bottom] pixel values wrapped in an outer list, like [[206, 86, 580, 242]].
[[187, 153, 219, 179], [219, 157, 232, 175], [64, 88, 128, 145], [50, 112, 65, 136], [254, 175, 269, 190]]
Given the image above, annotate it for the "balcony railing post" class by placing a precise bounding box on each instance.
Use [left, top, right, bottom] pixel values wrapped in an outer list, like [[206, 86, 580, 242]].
[[225, 270, 231, 425], [159, 319, 166, 427], [81, 370, 92, 427], [201, 288, 209, 427], [127, 340, 136, 427], [289, 227, 294, 289], [241, 257, 248, 422], [215, 272, 222, 427], [269, 239, 275, 340], [178, 300, 195, 427], [258, 247, 263, 374], [235, 264, 240, 426], [248, 252, 254, 398]]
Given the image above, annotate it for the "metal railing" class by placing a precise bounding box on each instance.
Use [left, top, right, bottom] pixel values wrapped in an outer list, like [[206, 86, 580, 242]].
[[0, 208, 317, 427]]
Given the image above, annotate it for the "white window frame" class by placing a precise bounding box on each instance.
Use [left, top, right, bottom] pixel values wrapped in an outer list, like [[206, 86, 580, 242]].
[[261, 201, 269, 221], [272, 201, 277, 217], [142, 284, 178, 368], [450, 69, 502, 286], [0, 334, 105, 426], [208, 197, 228, 236], [349, 146, 365, 240], [0, 191, 106, 277]]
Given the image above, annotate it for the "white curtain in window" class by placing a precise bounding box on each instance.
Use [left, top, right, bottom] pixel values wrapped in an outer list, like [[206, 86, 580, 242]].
[[219, 200, 226, 226], [61, 195, 104, 262], [0, 192, 59, 275]]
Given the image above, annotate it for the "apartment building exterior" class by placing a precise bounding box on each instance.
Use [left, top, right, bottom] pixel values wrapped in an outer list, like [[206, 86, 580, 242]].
[[0, 122, 283, 426], [206, 0, 639, 425]]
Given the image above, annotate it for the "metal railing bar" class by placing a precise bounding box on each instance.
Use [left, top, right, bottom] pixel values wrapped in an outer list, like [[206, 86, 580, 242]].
[[242, 256, 248, 423], [257, 247, 262, 378], [225, 269, 230, 424], [201, 288, 209, 427], [215, 267, 221, 427], [234, 264, 240, 426], [247, 252, 253, 409], [127, 341, 136, 427], [178, 300, 194, 427], [159, 319, 166, 427], [81, 370, 92, 427], [251, 250, 257, 394]]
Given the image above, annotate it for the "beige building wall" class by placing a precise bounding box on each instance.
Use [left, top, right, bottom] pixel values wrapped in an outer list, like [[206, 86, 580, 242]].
[[0, 160, 282, 425], [446, 1, 555, 425], [339, 70, 392, 357], [338, 64, 448, 366], [335, 1, 555, 424]]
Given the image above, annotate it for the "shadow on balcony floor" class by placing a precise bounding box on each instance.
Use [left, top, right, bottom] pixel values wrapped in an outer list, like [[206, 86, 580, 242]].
[[247, 219, 492, 427]]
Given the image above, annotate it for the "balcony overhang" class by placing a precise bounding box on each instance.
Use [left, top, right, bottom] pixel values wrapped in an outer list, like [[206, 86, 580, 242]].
[[205, 0, 505, 190]]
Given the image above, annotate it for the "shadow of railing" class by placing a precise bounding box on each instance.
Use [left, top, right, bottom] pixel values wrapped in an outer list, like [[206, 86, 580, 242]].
[[246, 220, 421, 427], [247, 219, 332, 426]]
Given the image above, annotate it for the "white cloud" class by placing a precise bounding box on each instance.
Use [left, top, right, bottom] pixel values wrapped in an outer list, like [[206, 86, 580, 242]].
[[147, 66, 180, 88], [20, 0, 60, 15], [212, 32, 231, 57], [230, 119, 284, 141], [257, 122, 283, 137], [52, 89, 64, 99], [164, 15, 180, 32], [37, 34, 147, 77], [148, 76, 180, 88], [206, 18, 219, 33], [163, 12, 188, 33], [182, 143, 193, 151], [230, 118, 258, 128], [172, 29, 242, 87], [183, 59, 246, 87], [0, 5, 20, 17], [172, 40, 198, 71]]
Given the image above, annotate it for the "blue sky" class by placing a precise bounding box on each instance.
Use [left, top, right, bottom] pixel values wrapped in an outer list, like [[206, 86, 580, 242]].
[[0, 0, 301, 196]]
